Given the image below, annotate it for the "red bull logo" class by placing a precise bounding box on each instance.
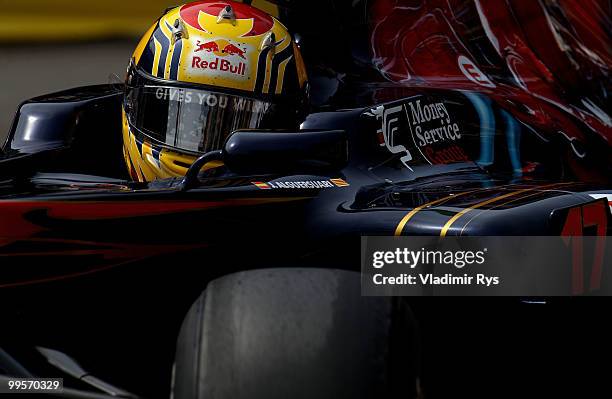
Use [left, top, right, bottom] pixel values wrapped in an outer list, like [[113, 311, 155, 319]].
[[222, 43, 246, 59], [192, 57, 246, 75], [195, 40, 246, 59], [192, 39, 248, 76], [195, 40, 219, 53]]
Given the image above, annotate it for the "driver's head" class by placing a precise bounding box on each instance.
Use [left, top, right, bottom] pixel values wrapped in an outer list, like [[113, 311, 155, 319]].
[[123, 1, 308, 181]]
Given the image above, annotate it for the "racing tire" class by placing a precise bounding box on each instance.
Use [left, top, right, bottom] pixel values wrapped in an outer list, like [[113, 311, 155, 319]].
[[171, 268, 420, 399]]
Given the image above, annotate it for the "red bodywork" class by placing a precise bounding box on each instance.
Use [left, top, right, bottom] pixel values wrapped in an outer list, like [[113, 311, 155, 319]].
[[369, 0, 612, 180]]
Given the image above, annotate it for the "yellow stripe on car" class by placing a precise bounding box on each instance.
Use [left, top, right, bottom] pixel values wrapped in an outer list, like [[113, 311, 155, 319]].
[[439, 183, 571, 237], [394, 189, 482, 236]]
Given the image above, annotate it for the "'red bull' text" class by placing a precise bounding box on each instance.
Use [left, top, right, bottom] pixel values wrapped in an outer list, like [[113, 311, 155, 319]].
[[191, 57, 246, 75]]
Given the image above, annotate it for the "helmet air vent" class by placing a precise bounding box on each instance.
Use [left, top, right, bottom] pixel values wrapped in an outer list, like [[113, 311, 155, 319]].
[[171, 18, 189, 44], [260, 32, 276, 53], [217, 5, 237, 25]]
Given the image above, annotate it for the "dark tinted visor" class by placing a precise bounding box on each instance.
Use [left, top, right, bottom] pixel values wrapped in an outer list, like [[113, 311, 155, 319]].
[[125, 85, 288, 153]]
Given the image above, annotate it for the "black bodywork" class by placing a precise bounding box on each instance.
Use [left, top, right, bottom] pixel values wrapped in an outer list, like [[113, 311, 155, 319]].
[[0, 84, 609, 273], [1, 82, 610, 398]]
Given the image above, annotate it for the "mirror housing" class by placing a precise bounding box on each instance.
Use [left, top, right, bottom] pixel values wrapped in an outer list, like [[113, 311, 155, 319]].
[[222, 130, 348, 175], [181, 130, 349, 191]]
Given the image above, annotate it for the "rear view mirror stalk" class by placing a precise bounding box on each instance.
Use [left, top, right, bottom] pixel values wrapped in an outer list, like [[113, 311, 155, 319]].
[[181, 130, 349, 190]]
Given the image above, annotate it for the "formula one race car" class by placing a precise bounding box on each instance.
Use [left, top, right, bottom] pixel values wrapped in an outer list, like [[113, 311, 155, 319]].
[[1, 1, 611, 398]]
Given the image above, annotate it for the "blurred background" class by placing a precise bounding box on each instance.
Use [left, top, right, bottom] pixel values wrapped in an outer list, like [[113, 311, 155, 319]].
[[0, 0, 182, 139]]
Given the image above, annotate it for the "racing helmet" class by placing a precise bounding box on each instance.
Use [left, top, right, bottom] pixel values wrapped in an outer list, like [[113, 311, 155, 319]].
[[123, 0, 308, 182]]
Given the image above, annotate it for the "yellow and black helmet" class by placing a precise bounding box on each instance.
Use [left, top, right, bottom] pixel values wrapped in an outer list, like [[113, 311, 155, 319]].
[[123, 0, 308, 182]]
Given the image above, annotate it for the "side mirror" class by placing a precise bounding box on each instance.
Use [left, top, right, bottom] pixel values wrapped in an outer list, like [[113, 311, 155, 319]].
[[182, 130, 348, 190], [223, 130, 348, 175], [5, 85, 122, 155]]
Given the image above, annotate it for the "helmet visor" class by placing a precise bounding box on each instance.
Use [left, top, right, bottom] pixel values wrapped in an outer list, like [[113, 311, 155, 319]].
[[125, 85, 284, 153]]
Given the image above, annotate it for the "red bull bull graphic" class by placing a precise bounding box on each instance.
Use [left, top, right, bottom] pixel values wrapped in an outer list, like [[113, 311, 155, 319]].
[[194, 39, 246, 58], [195, 40, 219, 53], [222, 43, 246, 59]]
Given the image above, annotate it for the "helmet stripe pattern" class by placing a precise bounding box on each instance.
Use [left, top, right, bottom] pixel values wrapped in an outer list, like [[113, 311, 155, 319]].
[[169, 39, 183, 80], [254, 46, 273, 93], [268, 44, 294, 94], [152, 23, 170, 78]]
